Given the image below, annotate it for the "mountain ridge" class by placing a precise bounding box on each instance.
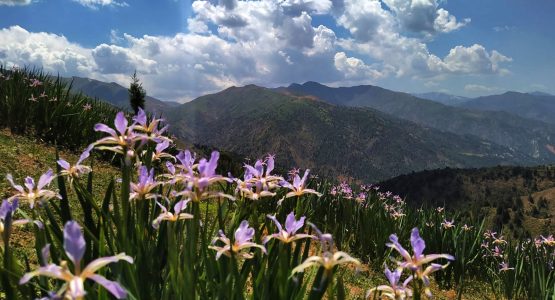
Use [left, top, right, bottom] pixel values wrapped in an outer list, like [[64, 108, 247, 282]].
[[164, 84, 535, 181], [282, 81, 555, 163], [459, 91, 555, 125]]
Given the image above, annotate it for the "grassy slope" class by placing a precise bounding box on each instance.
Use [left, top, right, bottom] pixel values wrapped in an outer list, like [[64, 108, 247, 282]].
[[0, 129, 118, 263], [0, 133, 498, 299]]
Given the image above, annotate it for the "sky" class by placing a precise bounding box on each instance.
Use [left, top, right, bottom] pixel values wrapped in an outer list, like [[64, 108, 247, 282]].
[[0, 0, 554, 102]]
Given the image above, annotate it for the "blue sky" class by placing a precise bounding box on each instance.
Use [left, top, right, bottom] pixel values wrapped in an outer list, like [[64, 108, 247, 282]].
[[0, 0, 553, 101]]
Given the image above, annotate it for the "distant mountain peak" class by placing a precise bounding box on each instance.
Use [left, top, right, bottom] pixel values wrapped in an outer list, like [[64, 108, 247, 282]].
[[286, 81, 325, 89], [502, 91, 523, 96], [301, 81, 327, 87]]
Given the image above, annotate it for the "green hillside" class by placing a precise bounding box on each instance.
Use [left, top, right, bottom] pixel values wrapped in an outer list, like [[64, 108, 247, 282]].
[[0, 129, 118, 261], [379, 165, 555, 237], [166, 85, 532, 182], [460, 91, 555, 125], [284, 82, 555, 162]]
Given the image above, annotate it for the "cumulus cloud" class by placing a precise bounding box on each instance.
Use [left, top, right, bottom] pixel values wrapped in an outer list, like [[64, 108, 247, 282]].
[[92, 44, 157, 74], [335, 0, 506, 78], [72, 0, 129, 9], [382, 0, 469, 35], [334, 52, 384, 80], [0, 26, 95, 75], [1, 0, 512, 101], [0, 0, 31, 6], [443, 44, 512, 75]]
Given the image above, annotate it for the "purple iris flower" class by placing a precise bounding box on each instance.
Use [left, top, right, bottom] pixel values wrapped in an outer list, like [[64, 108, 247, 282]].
[[387, 228, 454, 297], [6, 170, 59, 208], [291, 223, 360, 274], [175, 151, 233, 202], [93, 111, 145, 157], [366, 267, 413, 299], [236, 155, 283, 200], [263, 212, 313, 244], [197, 151, 220, 190], [244, 155, 275, 179], [152, 199, 194, 229], [150, 139, 174, 162], [132, 108, 170, 142], [281, 169, 322, 198], [0, 199, 43, 234], [176, 150, 196, 173], [58, 145, 93, 181], [0, 199, 18, 220], [210, 220, 266, 260], [129, 165, 161, 201], [20, 221, 133, 299]]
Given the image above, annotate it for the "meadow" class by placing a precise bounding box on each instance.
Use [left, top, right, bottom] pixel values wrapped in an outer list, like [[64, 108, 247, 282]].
[[1, 67, 555, 299]]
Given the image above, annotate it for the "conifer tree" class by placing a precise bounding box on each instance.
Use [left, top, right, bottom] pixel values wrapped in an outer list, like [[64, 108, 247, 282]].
[[128, 71, 146, 114]]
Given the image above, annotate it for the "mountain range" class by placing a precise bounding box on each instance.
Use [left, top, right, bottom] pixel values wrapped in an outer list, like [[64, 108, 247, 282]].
[[163, 85, 533, 181], [458, 91, 555, 125], [283, 82, 555, 162], [65, 77, 555, 181]]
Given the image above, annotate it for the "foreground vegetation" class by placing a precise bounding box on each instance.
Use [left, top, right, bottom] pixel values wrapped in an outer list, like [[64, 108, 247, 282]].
[[1, 67, 555, 299]]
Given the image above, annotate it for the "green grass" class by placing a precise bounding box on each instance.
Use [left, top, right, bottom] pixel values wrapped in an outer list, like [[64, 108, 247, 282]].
[[0, 129, 118, 264]]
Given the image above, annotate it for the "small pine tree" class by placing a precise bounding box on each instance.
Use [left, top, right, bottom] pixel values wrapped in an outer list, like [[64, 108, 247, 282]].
[[128, 71, 146, 114]]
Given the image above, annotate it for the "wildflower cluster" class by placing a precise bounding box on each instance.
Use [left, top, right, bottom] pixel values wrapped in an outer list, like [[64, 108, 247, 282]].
[[1, 110, 341, 299], [2, 91, 554, 300], [0, 66, 118, 150], [481, 230, 512, 272]]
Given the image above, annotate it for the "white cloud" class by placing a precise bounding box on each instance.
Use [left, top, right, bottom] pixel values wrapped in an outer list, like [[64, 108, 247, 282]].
[[334, 52, 384, 80], [434, 8, 470, 33], [382, 0, 469, 35], [0, 0, 512, 101], [0, 26, 95, 75], [0, 0, 31, 6], [304, 25, 336, 56], [280, 0, 332, 15], [464, 84, 501, 93], [92, 44, 157, 74], [72, 0, 129, 9], [336, 0, 393, 42], [443, 44, 512, 75], [109, 29, 124, 44], [335, 0, 507, 78]]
